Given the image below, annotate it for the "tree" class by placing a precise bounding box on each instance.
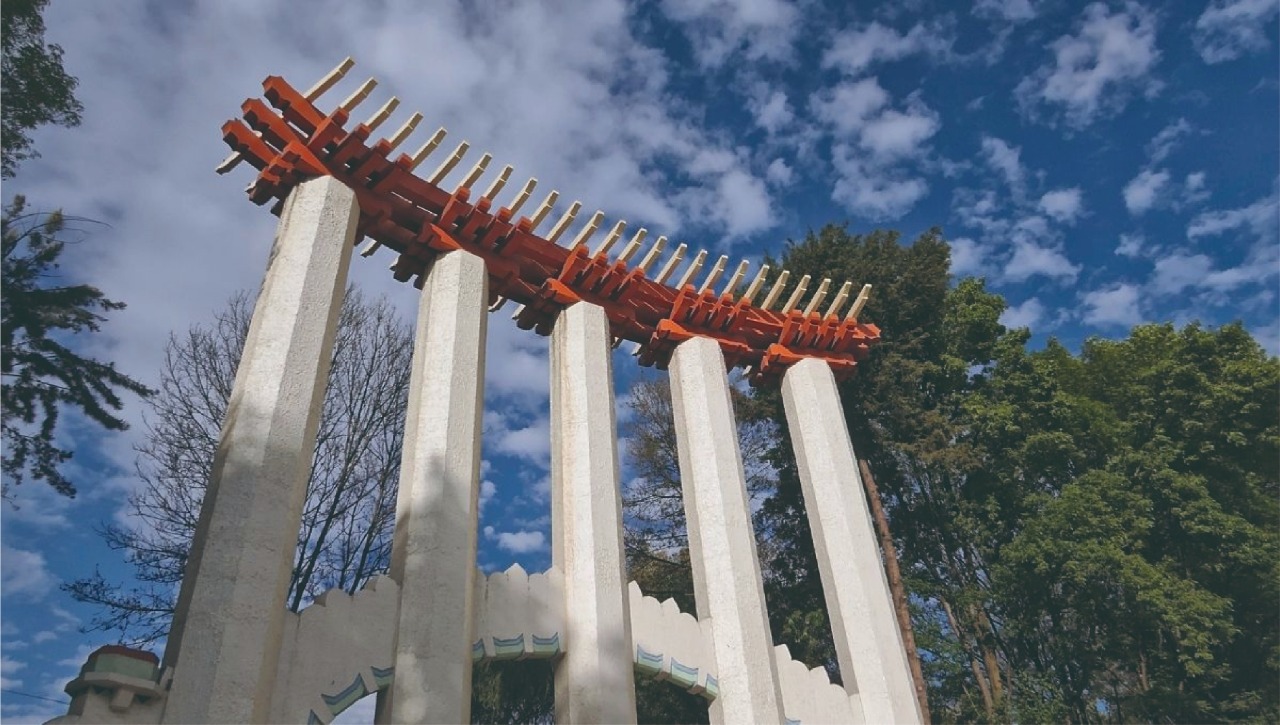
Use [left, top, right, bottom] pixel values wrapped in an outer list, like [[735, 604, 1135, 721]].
[[1, 0, 82, 178], [65, 288, 411, 643], [1, 197, 153, 498]]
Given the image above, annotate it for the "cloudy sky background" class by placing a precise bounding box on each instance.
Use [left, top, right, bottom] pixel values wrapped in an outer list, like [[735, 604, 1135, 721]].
[[2, 0, 1277, 720]]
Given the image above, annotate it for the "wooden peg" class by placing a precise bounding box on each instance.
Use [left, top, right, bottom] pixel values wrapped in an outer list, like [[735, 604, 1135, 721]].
[[303, 57, 355, 101], [675, 249, 707, 289], [636, 235, 667, 273], [699, 255, 729, 294], [803, 278, 831, 316], [408, 127, 447, 171], [529, 190, 560, 230], [361, 96, 399, 133], [592, 219, 626, 256], [846, 283, 872, 321], [508, 178, 537, 215], [618, 228, 648, 263], [385, 112, 423, 152], [547, 201, 583, 244], [742, 264, 770, 304], [654, 243, 688, 284], [722, 260, 749, 296], [759, 269, 791, 310], [339, 78, 378, 113], [483, 165, 513, 200], [427, 140, 469, 183], [825, 281, 853, 318], [460, 153, 493, 189], [780, 274, 811, 314]]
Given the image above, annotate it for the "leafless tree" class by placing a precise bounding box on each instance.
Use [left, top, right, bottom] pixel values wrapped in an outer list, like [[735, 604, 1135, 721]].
[[65, 287, 412, 644]]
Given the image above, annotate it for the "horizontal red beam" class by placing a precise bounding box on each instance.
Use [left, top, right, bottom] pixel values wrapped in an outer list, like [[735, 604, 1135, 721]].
[[220, 76, 879, 385]]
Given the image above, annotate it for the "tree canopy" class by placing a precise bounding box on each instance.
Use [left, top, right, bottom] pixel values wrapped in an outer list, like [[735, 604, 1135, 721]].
[[1, 0, 82, 178]]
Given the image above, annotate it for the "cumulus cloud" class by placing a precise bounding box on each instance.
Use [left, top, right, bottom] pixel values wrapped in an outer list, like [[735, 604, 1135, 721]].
[[1039, 187, 1084, 223], [1, 546, 56, 601], [1187, 189, 1278, 241], [949, 237, 991, 277], [980, 136, 1026, 197], [1146, 118, 1193, 164], [1000, 297, 1045, 328], [490, 529, 547, 554], [659, 0, 800, 68], [974, 0, 1038, 23], [1082, 283, 1144, 328], [1193, 0, 1280, 63], [1005, 239, 1081, 282], [811, 78, 940, 219], [822, 20, 955, 76], [1123, 169, 1171, 214], [765, 158, 794, 186], [1016, 2, 1161, 127], [1115, 233, 1148, 258]]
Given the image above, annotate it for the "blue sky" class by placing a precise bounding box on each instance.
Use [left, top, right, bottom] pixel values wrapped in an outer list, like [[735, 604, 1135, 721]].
[[2, 0, 1277, 721]]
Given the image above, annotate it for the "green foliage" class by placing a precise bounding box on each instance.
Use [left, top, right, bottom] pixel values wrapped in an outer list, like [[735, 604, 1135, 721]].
[[1, 197, 152, 497], [1, 0, 82, 178]]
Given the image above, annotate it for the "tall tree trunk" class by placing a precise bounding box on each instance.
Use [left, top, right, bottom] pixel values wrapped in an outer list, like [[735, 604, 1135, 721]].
[[859, 459, 932, 724], [942, 597, 994, 719]]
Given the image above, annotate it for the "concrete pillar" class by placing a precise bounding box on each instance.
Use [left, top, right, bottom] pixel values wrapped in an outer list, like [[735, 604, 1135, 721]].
[[781, 358, 922, 724], [550, 302, 638, 724], [668, 336, 785, 725], [161, 176, 358, 724], [385, 250, 487, 724]]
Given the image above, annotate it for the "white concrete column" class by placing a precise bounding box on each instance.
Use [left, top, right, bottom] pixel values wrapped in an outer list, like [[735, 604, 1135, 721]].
[[385, 250, 487, 725], [781, 358, 922, 724], [550, 302, 638, 724], [161, 176, 358, 724], [668, 336, 785, 725]]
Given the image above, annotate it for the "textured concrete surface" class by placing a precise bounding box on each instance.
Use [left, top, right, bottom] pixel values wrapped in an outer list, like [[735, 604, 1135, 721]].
[[669, 336, 785, 725], [550, 302, 637, 724], [782, 357, 922, 724], [386, 250, 488, 724], [161, 176, 358, 724]]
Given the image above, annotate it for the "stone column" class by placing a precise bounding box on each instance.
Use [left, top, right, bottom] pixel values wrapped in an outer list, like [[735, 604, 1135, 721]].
[[781, 358, 922, 724], [550, 302, 638, 724], [668, 336, 784, 725], [161, 176, 358, 724], [385, 250, 487, 725]]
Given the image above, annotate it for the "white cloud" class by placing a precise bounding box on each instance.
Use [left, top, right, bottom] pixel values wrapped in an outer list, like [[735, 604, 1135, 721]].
[[974, 0, 1038, 23], [492, 530, 547, 554], [822, 20, 954, 76], [1000, 297, 1045, 328], [811, 78, 938, 220], [488, 416, 551, 464], [949, 237, 991, 277], [1082, 283, 1144, 327], [830, 149, 929, 220], [1016, 2, 1161, 127], [1193, 0, 1280, 63], [765, 158, 794, 186], [1039, 187, 1084, 223], [1116, 233, 1148, 258], [747, 87, 794, 135], [1123, 169, 1171, 214], [0, 545, 56, 601], [1, 655, 26, 689], [980, 136, 1026, 196], [810, 78, 890, 136], [1146, 118, 1192, 164], [1182, 172, 1210, 206], [479, 480, 497, 514], [659, 0, 800, 68], [858, 106, 941, 160], [1151, 252, 1213, 295], [1187, 190, 1278, 241], [1005, 240, 1081, 282]]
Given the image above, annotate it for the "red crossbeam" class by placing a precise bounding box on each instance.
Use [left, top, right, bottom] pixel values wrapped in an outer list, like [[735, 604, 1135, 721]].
[[220, 75, 879, 385]]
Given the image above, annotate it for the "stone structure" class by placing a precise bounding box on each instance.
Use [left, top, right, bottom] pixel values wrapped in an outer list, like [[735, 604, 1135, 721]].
[[51, 59, 921, 724]]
